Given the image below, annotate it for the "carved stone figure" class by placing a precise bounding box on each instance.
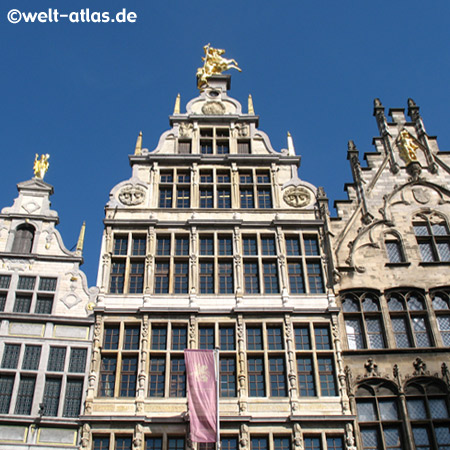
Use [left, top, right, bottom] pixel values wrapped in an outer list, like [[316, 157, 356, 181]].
[[118, 185, 146, 206], [283, 186, 312, 208]]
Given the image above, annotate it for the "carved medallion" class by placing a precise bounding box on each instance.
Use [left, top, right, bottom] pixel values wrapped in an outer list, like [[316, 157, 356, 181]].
[[283, 186, 312, 208], [412, 187, 431, 205], [118, 185, 146, 206], [202, 101, 226, 115], [22, 201, 40, 214]]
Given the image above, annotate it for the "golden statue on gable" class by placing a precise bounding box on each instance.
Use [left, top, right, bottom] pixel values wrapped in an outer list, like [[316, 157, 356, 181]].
[[33, 153, 50, 179], [196, 44, 241, 89], [397, 130, 419, 165]]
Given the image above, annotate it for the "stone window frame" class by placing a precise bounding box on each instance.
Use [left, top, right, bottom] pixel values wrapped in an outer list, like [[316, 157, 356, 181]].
[[98, 322, 141, 398], [110, 232, 147, 294], [340, 290, 387, 351], [383, 231, 408, 265]]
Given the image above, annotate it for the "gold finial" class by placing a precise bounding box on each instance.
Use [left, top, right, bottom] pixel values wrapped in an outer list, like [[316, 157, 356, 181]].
[[248, 95, 254, 115], [287, 132, 295, 156], [174, 93, 181, 114], [398, 129, 419, 165], [76, 221, 86, 255], [33, 154, 50, 179], [134, 132, 143, 155], [196, 44, 242, 89]]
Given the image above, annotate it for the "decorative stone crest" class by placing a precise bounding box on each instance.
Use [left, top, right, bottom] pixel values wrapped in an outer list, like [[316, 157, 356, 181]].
[[179, 122, 193, 137], [202, 101, 226, 115], [22, 201, 40, 214], [60, 292, 82, 309], [283, 186, 311, 208], [412, 187, 431, 204], [118, 185, 146, 206]]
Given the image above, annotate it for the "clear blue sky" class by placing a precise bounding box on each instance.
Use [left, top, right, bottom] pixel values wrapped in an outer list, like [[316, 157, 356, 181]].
[[1, 0, 449, 285]]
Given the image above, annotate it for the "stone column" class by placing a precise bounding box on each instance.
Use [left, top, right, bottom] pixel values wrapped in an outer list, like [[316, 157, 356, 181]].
[[237, 315, 247, 414]]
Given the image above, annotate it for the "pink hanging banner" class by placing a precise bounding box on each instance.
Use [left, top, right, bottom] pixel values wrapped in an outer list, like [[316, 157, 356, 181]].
[[184, 349, 217, 443]]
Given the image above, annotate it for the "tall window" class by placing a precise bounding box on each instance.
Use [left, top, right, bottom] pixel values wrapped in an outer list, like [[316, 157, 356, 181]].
[[11, 224, 35, 253], [387, 290, 432, 348], [413, 215, 450, 263], [286, 234, 324, 294], [246, 323, 287, 397], [431, 289, 450, 346], [0, 275, 11, 311], [99, 323, 140, 398], [239, 170, 273, 209], [356, 380, 403, 450], [342, 291, 386, 350], [294, 324, 337, 397], [385, 234, 406, 263], [176, 172, 190, 208], [154, 234, 189, 294], [15, 376, 36, 415], [148, 323, 187, 398], [200, 127, 230, 154], [110, 233, 146, 294]]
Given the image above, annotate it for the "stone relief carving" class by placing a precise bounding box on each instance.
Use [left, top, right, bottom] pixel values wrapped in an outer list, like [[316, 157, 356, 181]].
[[345, 423, 357, 450], [118, 185, 146, 206], [202, 101, 226, 115], [283, 186, 311, 208], [293, 423, 303, 450], [22, 201, 40, 214], [179, 122, 193, 137], [412, 187, 431, 204]]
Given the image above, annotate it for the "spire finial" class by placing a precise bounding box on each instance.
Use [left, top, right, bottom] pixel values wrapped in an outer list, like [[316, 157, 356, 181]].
[[374, 98, 383, 108], [134, 132, 142, 155], [33, 154, 50, 179], [174, 93, 181, 114], [348, 140, 357, 152], [287, 132, 295, 156], [248, 95, 254, 115], [76, 221, 86, 255]]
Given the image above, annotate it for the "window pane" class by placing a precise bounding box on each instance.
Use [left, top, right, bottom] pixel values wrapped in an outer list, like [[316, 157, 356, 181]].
[[383, 428, 401, 449], [0, 375, 14, 413], [159, 188, 173, 208], [157, 237, 171, 255], [243, 237, 257, 255], [361, 429, 379, 450], [0, 275, 11, 289], [69, 348, 87, 373], [429, 398, 449, 419], [129, 263, 144, 294], [286, 237, 300, 256], [13, 294, 32, 313], [18, 276, 36, 290], [113, 236, 128, 255], [22, 345, 41, 370], [251, 437, 267, 450], [43, 377, 61, 416], [412, 317, 431, 347], [345, 319, 363, 349], [267, 326, 283, 350], [307, 262, 324, 293], [220, 357, 236, 397], [172, 326, 187, 350], [269, 357, 287, 396], [200, 237, 214, 255], [155, 262, 169, 293], [257, 188, 272, 208], [1, 343, 20, 369], [304, 236, 319, 256], [124, 326, 140, 350], [110, 262, 125, 294], [419, 242, 435, 262], [248, 357, 265, 396], [120, 356, 138, 397], [391, 317, 412, 348], [247, 327, 262, 350], [412, 427, 431, 450], [435, 426, 450, 447], [261, 237, 276, 255], [99, 356, 116, 397], [386, 240, 404, 263], [240, 189, 254, 208], [149, 357, 165, 397], [437, 316, 450, 346], [200, 188, 213, 208], [35, 295, 53, 314], [219, 237, 233, 255], [437, 242, 450, 262], [220, 327, 235, 350], [15, 376, 35, 415], [199, 262, 214, 294], [244, 263, 259, 294], [177, 188, 190, 208], [407, 398, 427, 419], [295, 326, 311, 350], [173, 262, 188, 294], [297, 357, 315, 396], [175, 237, 189, 256], [146, 437, 163, 450], [104, 326, 119, 350], [366, 318, 385, 349], [217, 188, 231, 208], [151, 326, 167, 350], [199, 326, 214, 349], [289, 263, 305, 294], [263, 262, 279, 294], [132, 237, 146, 256], [318, 357, 336, 396], [39, 277, 57, 291], [170, 357, 186, 397], [357, 401, 377, 421], [48, 347, 66, 371], [326, 437, 343, 450], [219, 262, 233, 294], [315, 327, 331, 349], [304, 437, 321, 450], [379, 399, 398, 420]]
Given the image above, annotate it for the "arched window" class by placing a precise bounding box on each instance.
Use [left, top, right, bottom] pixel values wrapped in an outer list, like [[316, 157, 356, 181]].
[[384, 234, 406, 263], [356, 380, 403, 449], [386, 290, 432, 348], [431, 288, 450, 346], [413, 214, 450, 263], [342, 291, 385, 350], [11, 224, 35, 254], [406, 379, 450, 449]]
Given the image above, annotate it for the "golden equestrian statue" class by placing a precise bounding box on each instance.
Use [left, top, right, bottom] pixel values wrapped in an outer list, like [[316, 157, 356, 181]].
[[196, 44, 241, 89], [33, 153, 50, 180]]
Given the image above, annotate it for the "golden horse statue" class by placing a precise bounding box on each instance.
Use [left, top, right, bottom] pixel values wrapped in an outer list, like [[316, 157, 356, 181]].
[[197, 44, 241, 89]]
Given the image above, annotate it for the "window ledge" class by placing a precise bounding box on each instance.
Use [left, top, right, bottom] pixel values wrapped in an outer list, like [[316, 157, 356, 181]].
[[385, 262, 411, 267], [419, 261, 450, 266]]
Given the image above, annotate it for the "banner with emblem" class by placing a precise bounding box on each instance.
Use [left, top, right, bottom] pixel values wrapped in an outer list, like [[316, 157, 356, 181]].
[[184, 349, 217, 442]]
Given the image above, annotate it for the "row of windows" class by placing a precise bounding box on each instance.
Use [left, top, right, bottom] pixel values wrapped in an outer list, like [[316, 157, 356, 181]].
[[0, 274, 57, 313], [93, 434, 344, 450], [355, 378, 450, 450], [98, 322, 336, 399], [342, 288, 450, 350], [109, 232, 324, 295], [384, 215, 450, 264], [177, 127, 252, 155], [158, 168, 273, 210]]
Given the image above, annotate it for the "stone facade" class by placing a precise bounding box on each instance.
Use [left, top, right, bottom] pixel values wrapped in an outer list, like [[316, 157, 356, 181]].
[[329, 99, 450, 449], [82, 75, 350, 450], [0, 177, 94, 449]]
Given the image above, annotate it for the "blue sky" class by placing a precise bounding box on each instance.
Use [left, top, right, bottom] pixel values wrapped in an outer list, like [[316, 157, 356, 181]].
[[1, 0, 449, 285]]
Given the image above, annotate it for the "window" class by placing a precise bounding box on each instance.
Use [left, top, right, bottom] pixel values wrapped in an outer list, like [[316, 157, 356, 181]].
[[414, 215, 450, 263], [238, 140, 250, 154], [48, 347, 66, 371], [1, 343, 20, 368], [244, 262, 259, 294], [15, 376, 36, 415], [342, 291, 386, 350], [198, 233, 234, 295], [93, 437, 110, 450], [0, 375, 14, 413], [248, 357, 265, 396], [385, 235, 406, 263], [99, 323, 140, 398], [387, 290, 432, 348], [199, 326, 214, 349], [116, 437, 133, 450], [178, 140, 191, 154], [63, 379, 83, 417], [220, 357, 236, 397], [146, 437, 162, 450], [239, 170, 272, 209], [432, 289, 450, 346], [68, 348, 87, 373], [155, 234, 189, 294], [42, 377, 61, 416], [406, 380, 450, 450], [159, 170, 174, 208], [295, 323, 337, 397], [12, 224, 35, 253], [0, 275, 11, 311], [22, 345, 41, 370], [148, 323, 188, 398], [110, 234, 146, 294], [200, 127, 230, 154], [286, 233, 324, 294]]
